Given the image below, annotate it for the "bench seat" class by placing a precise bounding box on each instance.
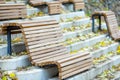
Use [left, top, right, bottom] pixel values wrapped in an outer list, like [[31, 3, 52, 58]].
[[1, 19, 93, 79]]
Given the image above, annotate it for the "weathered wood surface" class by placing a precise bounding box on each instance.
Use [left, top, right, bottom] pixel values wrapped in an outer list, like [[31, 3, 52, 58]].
[[93, 11, 120, 40], [0, 19, 93, 79], [29, 0, 46, 6], [0, 4, 27, 20], [70, 0, 84, 11], [47, 1, 61, 14], [74, 2, 84, 11]]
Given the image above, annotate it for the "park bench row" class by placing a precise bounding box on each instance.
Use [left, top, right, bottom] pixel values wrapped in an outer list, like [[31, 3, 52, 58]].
[[0, 1, 84, 20], [0, 0, 84, 16], [0, 19, 93, 80], [30, 0, 84, 12]]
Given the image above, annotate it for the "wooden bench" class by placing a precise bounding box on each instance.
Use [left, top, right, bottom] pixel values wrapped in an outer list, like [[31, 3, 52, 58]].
[[1, 19, 93, 79], [0, 4, 27, 20], [0, 0, 5, 4], [47, 1, 61, 14], [69, 0, 84, 11], [29, 0, 61, 14], [29, 0, 46, 6], [92, 11, 120, 40]]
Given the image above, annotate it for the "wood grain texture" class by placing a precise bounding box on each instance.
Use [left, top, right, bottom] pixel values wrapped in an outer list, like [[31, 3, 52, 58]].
[[47, 1, 61, 15], [0, 4, 26, 20], [74, 2, 84, 11], [92, 11, 120, 40], [1, 19, 93, 79]]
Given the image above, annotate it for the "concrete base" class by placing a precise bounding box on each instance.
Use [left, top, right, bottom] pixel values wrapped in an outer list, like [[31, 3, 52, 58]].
[[0, 55, 30, 70], [16, 66, 58, 80]]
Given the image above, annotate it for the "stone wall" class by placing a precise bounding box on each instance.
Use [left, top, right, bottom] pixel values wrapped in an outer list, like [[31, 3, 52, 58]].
[[84, 0, 120, 25]]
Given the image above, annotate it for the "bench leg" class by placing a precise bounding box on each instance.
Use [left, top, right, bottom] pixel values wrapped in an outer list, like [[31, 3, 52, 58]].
[[103, 16, 111, 37], [92, 15, 95, 32], [7, 27, 12, 55], [99, 15, 102, 31]]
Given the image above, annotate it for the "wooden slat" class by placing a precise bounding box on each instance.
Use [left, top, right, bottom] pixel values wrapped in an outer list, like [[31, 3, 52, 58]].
[[26, 33, 62, 42], [0, 15, 26, 20], [60, 54, 91, 67], [29, 0, 46, 6], [24, 27, 60, 35], [31, 48, 67, 60], [70, 0, 83, 2], [30, 48, 68, 61], [61, 63, 92, 79], [35, 52, 89, 64], [25, 30, 62, 38], [33, 51, 69, 62], [47, 1, 60, 5], [29, 43, 63, 53], [58, 52, 89, 63], [27, 36, 63, 46], [30, 46, 64, 56], [23, 24, 59, 32], [22, 21, 58, 28], [18, 19, 56, 24], [62, 62, 92, 76], [0, 6, 26, 10], [0, 4, 26, 20], [59, 0, 69, 3], [61, 58, 92, 71], [0, 13, 26, 17], [28, 39, 63, 49]]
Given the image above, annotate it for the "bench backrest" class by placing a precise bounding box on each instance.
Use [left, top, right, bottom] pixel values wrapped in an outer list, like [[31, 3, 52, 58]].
[[93, 11, 120, 40], [1, 19, 93, 79], [1, 19, 67, 65], [24, 20, 67, 64], [105, 12, 120, 39], [0, 4, 27, 20]]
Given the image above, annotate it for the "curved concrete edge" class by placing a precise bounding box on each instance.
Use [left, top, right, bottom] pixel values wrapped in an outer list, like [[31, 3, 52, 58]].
[[0, 55, 31, 70], [0, 42, 25, 56], [60, 18, 90, 28], [16, 66, 58, 80], [63, 23, 106, 40], [92, 43, 119, 58], [63, 26, 96, 40], [71, 34, 106, 51]]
